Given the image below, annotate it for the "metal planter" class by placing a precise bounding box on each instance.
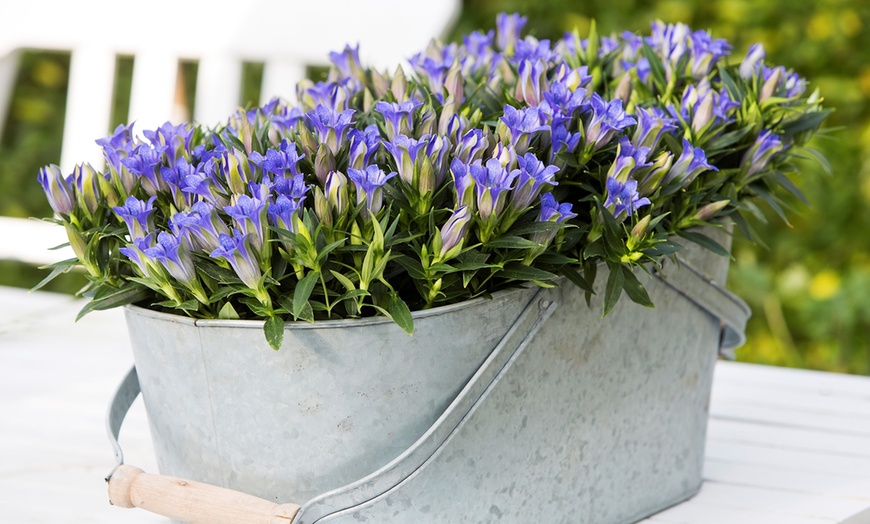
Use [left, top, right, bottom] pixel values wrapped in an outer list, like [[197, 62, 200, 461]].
[[110, 229, 749, 523]]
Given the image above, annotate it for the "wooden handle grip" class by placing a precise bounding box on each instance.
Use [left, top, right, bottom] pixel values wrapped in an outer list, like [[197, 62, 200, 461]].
[[107, 465, 300, 524]]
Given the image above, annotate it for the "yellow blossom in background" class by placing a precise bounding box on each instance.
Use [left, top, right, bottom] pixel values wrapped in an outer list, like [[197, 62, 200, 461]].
[[809, 270, 841, 300]]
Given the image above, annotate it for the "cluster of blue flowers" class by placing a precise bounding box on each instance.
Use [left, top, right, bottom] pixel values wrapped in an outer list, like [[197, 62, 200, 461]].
[[37, 12, 824, 334]]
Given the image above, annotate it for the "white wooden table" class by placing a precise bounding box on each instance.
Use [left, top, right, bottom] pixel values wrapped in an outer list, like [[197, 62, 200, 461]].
[[2, 285, 869, 523]]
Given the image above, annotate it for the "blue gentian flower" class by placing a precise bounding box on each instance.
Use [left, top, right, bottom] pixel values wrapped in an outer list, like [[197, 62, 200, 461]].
[[450, 158, 476, 209], [347, 165, 398, 216], [121, 143, 168, 196], [511, 38, 559, 64], [305, 104, 356, 154], [272, 105, 305, 135], [143, 231, 198, 288], [375, 100, 423, 140], [510, 153, 560, 211], [347, 125, 382, 170], [631, 106, 677, 151], [328, 44, 364, 86], [608, 137, 652, 183], [437, 205, 472, 260], [666, 138, 718, 187], [113, 195, 157, 239], [495, 12, 527, 53], [542, 82, 588, 117], [469, 158, 520, 220], [170, 201, 230, 251], [210, 232, 263, 290], [143, 121, 193, 165], [739, 43, 766, 80], [585, 94, 636, 150], [455, 128, 489, 164], [37, 165, 75, 216], [741, 130, 783, 179], [515, 59, 547, 106], [384, 135, 428, 184], [604, 177, 651, 219], [689, 30, 732, 78], [225, 195, 268, 255], [550, 118, 583, 164], [119, 235, 159, 277], [499, 105, 549, 155], [250, 140, 303, 178], [532, 192, 577, 249], [267, 194, 303, 236]]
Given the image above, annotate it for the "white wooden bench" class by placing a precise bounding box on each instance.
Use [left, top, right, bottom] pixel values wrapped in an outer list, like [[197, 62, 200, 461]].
[[0, 0, 460, 266]]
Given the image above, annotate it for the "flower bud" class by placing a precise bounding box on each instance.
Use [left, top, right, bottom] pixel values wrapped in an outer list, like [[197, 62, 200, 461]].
[[37, 164, 75, 216], [314, 143, 336, 185], [390, 65, 408, 102], [437, 205, 472, 261], [693, 199, 730, 222]]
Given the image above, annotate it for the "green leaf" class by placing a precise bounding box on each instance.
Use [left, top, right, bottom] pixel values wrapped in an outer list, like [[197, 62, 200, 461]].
[[642, 241, 683, 257], [196, 261, 242, 284], [499, 263, 558, 281], [217, 302, 240, 319], [677, 230, 731, 257], [31, 258, 79, 292], [485, 236, 542, 249], [293, 271, 319, 320], [507, 221, 564, 236], [330, 269, 358, 291], [338, 289, 370, 302], [76, 285, 151, 321], [780, 109, 832, 135], [388, 293, 414, 335], [603, 263, 624, 316], [264, 316, 285, 350], [154, 299, 200, 311], [561, 265, 595, 295], [620, 266, 654, 308], [772, 171, 809, 205]]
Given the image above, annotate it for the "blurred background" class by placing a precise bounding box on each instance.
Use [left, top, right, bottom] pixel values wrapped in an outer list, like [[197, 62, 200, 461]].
[[1, 0, 867, 374]]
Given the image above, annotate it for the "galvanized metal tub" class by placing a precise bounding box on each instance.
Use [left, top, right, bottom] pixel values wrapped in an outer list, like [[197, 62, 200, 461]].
[[118, 228, 749, 523]]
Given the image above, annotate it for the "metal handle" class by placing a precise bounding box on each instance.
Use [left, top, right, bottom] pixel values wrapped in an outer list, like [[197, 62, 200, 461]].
[[653, 255, 752, 360], [105, 367, 301, 523]]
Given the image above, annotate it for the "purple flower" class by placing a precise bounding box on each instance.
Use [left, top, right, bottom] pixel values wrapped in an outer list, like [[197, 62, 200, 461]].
[[348, 125, 382, 169], [550, 118, 583, 164], [210, 232, 262, 290], [328, 44, 363, 85], [739, 43, 766, 80], [761, 65, 806, 100], [631, 106, 677, 151], [585, 94, 636, 150], [542, 81, 588, 117], [533, 193, 577, 248], [113, 195, 157, 239], [224, 195, 267, 254], [121, 143, 168, 196], [181, 162, 227, 207], [450, 158, 475, 209], [119, 235, 159, 277], [143, 121, 193, 165], [305, 104, 356, 154], [37, 165, 75, 216], [511, 38, 559, 64], [143, 231, 198, 287], [608, 137, 652, 182], [604, 177, 651, 219], [741, 130, 783, 179], [469, 158, 520, 220], [454, 128, 489, 164], [384, 135, 428, 184], [273, 173, 309, 201], [251, 140, 303, 178], [347, 165, 398, 216], [375, 100, 423, 140], [438, 205, 472, 260], [514, 59, 547, 106], [666, 138, 718, 187], [267, 194, 303, 235], [272, 105, 305, 134], [170, 201, 230, 251], [539, 192, 577, 223], [689, 29, 732, 78], [510, 153, 559, 211], [647, 21, 691, 80], [499, 105, 549, 155], [495, 12, 527, 53]]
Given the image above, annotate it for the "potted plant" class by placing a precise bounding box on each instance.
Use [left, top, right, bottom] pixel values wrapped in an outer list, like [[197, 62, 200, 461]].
[[37, 12, 828, 524]]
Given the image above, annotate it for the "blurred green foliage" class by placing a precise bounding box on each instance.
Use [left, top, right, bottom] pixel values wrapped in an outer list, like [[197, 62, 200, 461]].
[[2, 0, 868, 373], [452, 0, 870, 374]]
